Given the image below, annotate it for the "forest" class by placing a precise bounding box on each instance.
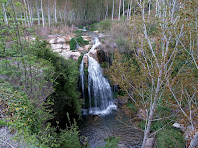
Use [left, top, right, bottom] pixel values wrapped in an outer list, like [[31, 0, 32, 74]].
[[0, 0, 198, 148]]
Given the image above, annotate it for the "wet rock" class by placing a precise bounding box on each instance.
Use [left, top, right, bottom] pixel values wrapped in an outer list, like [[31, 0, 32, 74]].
[[84, 44, 92, 51], [93, 115, 99, 121], [80, 136, 89, 146], [82, 36, 92, 41], [145, 138, 155, 148], [173, 123, 185, 132], [118, 144, 127, 148], [60, 51, 81, 61], [83, 55, 88, 68], [89, 49, 98, 61]]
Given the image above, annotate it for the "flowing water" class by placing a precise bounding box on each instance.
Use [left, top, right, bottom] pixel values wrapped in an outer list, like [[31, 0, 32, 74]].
[[87, 56, 117, 115], [79, 34, 143, 147], [80, 110, 143, 148], [80, 36, 117, 115], [80, 60, 85, 99]]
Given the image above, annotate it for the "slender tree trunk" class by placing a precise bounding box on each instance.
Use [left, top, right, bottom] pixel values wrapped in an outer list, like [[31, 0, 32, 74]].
[[189, 132, 198, 148], [41, 0, 45, 27], [105, 2, 109, 19], [59, 11, 63, 23], [127, 2, 129, 19], [112, 0, 114, 20], [24, 0, 30, 27], [48, 0, 51, 28], [122, 0, 125, 16], [118, 0, 121, 20], [54, 0, 57, 24], [148, 0, 151, 15], [2, 3, 8, 24], [36, 0, 40, 26], [129, 0, 132, 19], [27, 0, 32, 26]]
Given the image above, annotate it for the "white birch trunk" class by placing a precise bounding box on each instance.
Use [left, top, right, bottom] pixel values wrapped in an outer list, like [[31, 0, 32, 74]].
[[127, 2, 129, 19], [122, 0, 125, 16], [41, 0, 45, 27], [105, 2, 109, 19], [36, 0, 40, 26], [189, 132, 198, 148], [48, 0, 51, 28], [112, 0, 114, 20], [2, 3, 8, 24], [54, 0, 57, 24], [118, 0, 122, 20], [129, 0, 132, 19]]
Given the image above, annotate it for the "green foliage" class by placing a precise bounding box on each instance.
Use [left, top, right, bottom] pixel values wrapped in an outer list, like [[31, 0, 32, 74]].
[[54, 124, 81, 148], [70, 36, 89, 51], [102, 136, 120, 148], [73, 30, 83, 34], [70, 38, 77, 50], [157, 129, 185, 148], [126, 102, 138, 112], [97, 19, 112, 32], [76, 36, 89, 46]]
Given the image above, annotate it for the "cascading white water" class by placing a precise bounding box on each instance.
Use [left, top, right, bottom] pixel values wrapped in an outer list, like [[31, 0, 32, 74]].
[[80, 36, 117, 116], [80, 59, 85, 99], [88, 56, 116, 115], [83, 26, 87, 32]]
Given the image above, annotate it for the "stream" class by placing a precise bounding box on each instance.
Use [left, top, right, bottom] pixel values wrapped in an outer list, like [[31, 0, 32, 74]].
[[79, 30, 143, 147]]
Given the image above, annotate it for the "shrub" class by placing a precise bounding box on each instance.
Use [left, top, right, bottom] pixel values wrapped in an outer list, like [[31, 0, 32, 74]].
[[157, 129, 185, 148], [97, 19, 112, 32], [70, 38, 77, 50], [76, 36, 89, 46], [102, 136, 120, 148]]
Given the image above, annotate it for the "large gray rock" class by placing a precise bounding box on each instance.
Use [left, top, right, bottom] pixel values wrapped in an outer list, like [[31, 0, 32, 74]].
[[145, 138, 155, 148], [60, 51, 81, 61], [56, 37, 65, 44], [51, 44, 69, 50]]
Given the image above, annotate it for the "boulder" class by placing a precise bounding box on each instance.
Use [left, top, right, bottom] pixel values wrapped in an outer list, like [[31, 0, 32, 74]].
[[93, 30, 99, 33], [63, 36, 71, 43], [61, 51, 81, 61], [89, 49, 98, 60], [49, 38, 57, 44], [84, 44, 92, 51], [83, 55, 88, 68], [82, 36, 92, 41], [173, 123, 185, 132], [56, 37, 65, 44], [145, 138, 155, 148], [51, 44, 69, 50]]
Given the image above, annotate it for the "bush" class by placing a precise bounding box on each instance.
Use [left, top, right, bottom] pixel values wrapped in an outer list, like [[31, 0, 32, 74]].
[[102, 136, 120, 148], [157, 129, 185, 148], [70, 38, 77, 50], [98, 19, 112, 32], [76, 36, 89, 46]]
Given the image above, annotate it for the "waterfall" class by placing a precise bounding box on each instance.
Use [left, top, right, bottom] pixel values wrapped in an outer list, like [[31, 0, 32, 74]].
[[80, 36, 117, 116], [83, 26, 87, 32], [80, 59, 85, 99], [88, 56, 116, 115]]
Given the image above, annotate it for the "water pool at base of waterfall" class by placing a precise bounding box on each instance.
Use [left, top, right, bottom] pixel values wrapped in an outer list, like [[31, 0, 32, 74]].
[[79, 109, 143, 148]]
